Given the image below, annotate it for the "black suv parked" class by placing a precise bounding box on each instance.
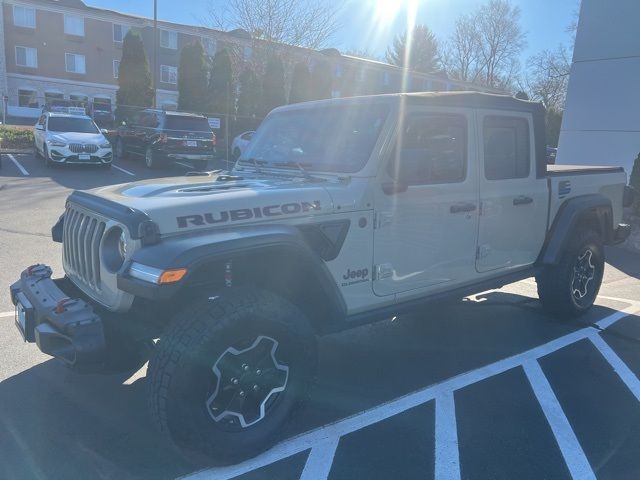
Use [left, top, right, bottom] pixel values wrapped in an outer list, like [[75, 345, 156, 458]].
[[114, 109, 216, 169]]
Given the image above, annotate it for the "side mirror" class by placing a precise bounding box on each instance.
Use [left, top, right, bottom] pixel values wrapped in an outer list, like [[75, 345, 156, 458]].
[[100, 129, 109, 135]]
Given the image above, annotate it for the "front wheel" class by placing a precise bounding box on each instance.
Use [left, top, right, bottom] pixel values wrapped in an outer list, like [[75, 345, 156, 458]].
[[536, 229, 604, 318], [144, 146, 161, 169], [147, 288, 317, 465], [43, 146, 53, 168]]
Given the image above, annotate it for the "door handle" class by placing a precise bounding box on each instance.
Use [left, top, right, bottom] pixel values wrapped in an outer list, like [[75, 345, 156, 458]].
[[513, 196, 534, 206], [450, 203, 477, 214]]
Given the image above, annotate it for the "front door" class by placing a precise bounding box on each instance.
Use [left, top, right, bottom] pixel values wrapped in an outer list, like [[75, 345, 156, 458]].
[[373, 110, 479, 296], [476, 111, 549, 272]]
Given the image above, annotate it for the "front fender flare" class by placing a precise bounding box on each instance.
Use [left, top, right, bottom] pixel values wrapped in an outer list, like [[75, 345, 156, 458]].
[[118, 224, 347, 323]]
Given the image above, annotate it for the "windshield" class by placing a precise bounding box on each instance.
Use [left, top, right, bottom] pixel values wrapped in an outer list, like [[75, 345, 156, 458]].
[[48, 117, 99, 134], [165, 116, 211, 132], [239, 103, 389, 173]]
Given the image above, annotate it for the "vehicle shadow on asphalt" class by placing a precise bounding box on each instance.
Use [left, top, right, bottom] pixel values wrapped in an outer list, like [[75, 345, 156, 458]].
[[0, 360, 193, 480], [0, 293, 627, 478], [606, 245, 640, 280]]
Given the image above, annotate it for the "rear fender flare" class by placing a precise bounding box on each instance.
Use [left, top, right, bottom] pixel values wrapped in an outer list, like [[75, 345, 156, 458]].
[[540, 194, 613, 265]]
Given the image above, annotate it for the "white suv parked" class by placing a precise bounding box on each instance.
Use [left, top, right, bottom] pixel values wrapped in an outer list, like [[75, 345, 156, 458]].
[[34, 112, 112, 168]]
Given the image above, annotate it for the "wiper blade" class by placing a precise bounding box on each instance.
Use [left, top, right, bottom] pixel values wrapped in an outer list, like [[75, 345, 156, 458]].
[[271, 161, 326, 182]]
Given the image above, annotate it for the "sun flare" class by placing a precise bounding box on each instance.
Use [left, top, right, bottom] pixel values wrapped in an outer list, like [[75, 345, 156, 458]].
[[374, 0, 419, 25]]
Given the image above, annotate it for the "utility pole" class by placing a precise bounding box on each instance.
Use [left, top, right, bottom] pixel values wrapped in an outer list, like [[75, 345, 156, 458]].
[[153, 0, 158, 108]]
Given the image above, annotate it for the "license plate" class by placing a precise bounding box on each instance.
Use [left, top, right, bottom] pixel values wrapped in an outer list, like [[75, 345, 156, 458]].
[[185, 140, 198, 147], [16, 302, 26, 338], [79, 154, 91, 160]]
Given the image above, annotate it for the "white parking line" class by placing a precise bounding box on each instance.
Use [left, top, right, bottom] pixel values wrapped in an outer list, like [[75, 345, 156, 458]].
[[7, 154, 29, 176], [589, 333, 640, 402], [176, 161, 195, 169], [182, 304, 639, 480], [523, 360, 596, 480], [299, 437, 340, 480], [112, 164, 136, 176], [435, 391, 461, 480]]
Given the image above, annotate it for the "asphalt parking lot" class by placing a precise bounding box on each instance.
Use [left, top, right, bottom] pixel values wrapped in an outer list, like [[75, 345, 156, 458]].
[[2, 152, 640, 480]]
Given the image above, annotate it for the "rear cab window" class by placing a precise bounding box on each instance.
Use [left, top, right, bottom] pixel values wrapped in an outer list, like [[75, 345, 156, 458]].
[[483, 115, 530, 180]]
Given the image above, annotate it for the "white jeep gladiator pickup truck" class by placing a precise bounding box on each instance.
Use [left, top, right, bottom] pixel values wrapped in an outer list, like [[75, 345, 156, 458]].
[[10, 92, 633, 463]]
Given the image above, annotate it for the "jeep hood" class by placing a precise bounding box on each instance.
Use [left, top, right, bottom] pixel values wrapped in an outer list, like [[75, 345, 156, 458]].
[[88, 172, 334, 234]]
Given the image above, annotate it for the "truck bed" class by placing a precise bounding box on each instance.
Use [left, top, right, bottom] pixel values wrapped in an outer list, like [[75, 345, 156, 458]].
[[547, 164, 625, 176]]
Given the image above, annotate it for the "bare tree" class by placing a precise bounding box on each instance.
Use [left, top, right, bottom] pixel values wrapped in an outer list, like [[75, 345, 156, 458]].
[[475, 0, 526, 88], [205, 0, 342, 50], [522, 45, 571, 111], [441, 13, 482, 83], [442, 0, 526, 89]]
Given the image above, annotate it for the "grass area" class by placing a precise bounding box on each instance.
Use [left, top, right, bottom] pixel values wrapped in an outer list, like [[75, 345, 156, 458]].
[[0, 125, 33, 149]]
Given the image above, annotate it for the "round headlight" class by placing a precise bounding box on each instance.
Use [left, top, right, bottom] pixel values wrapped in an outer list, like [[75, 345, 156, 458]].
[[102, 226, 128, 272]]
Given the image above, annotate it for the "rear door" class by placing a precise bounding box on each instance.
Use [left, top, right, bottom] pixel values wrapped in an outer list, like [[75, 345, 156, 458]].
[[476, 111, 548, 272]]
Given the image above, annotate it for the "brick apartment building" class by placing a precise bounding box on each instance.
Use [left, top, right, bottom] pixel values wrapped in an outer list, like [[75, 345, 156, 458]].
[[1, 0, 501, 122]]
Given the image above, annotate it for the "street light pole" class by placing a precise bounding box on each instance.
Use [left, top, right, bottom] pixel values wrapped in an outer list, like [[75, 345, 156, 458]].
[[153, 0, 158, 108]]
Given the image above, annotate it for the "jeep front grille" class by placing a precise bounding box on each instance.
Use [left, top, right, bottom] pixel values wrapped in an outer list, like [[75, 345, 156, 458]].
[[63, 205, 106, 290], [69, 144, 99, 154]]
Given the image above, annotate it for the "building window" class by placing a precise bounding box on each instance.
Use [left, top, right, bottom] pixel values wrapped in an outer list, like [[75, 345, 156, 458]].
[[70, 94, 88, 108], [113, 60, 120, 79], [45, 91, 64, 103], [202, 37, 217, 56], [243, 46, 252, 61], [15, 46, 37, 68], [113, 24, 129, 42], [160, 29, 178, 49], [65, 53, 86, 74], [18, 89, 38, 108], [13, 6, 36, 28], [64, 15, 84, 36], [160, 65, 177, 84]]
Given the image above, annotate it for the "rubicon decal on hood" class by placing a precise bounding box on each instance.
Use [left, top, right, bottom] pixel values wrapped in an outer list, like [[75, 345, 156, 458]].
[[177, 201, 322, 228]]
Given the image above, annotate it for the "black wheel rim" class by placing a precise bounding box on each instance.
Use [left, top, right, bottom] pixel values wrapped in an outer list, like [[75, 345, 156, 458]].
[[206, 335, 289, 430]]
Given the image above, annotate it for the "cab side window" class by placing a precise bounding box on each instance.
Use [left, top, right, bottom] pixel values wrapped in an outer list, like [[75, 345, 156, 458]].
[[483, 116, 530, 180], [389, 114, 467, 185]]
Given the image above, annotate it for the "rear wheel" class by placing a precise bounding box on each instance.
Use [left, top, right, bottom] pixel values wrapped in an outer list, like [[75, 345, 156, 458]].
[[145, 146, 161, 169], [536, 229, 604, 318], [147, 288, 317, 465]]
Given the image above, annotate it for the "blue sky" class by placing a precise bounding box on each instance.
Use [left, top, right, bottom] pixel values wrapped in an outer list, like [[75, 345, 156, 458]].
[[87, 0, 578, 62]]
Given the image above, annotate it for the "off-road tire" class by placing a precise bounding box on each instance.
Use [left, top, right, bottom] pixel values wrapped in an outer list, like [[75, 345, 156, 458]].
[[147, 288, 318, 465], [536, 229, 604, 318]]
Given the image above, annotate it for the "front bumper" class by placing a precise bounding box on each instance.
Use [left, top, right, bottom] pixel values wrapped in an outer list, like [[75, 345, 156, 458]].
[[49, 147, 112, 165], [166, 153, 215, 161], [9, 264, 106, 369]]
